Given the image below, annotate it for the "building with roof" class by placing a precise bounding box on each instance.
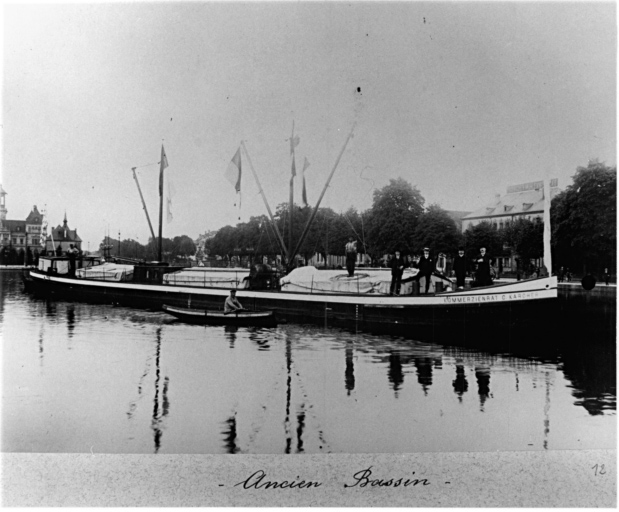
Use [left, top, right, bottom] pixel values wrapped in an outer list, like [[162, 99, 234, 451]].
[[461, 179, 559, 273], [0, 184, 45, 256], [461, 179, 559, 232], [45, 213, 83, 255]]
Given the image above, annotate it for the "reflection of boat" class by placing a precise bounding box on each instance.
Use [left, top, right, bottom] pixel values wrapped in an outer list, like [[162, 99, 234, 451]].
[[162, 304, 277, 327]]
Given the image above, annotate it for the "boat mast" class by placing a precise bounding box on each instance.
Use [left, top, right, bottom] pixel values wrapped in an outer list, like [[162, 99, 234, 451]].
[[131, 167, 157, 243], [240, 142, 289, 260], [287, 123, 356, 271], [157, 145, 168, 262]]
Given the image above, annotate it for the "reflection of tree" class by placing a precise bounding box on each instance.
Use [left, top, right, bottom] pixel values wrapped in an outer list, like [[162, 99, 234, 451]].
[[560, 340, 616, 416], [388, 352, 404, 397], [452, 363, 468, 402]]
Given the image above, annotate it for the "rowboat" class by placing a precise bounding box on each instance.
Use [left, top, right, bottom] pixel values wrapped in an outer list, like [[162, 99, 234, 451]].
[[162, 304, 277, 327]]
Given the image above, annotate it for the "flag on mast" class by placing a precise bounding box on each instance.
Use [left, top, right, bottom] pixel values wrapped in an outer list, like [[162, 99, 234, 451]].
[[225, 147, 242, 193], [301, 157, 310, 207], [289, 121, 300, 156], [166, 178, 176, 223], [159, 145, 169, 196]]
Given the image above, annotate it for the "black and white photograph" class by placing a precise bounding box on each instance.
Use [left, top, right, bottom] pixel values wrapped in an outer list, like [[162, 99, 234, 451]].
[[1, 1, 616, 507]]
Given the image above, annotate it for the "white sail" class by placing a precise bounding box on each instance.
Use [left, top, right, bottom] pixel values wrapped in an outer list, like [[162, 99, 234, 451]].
[[543, 179, 552, 275]]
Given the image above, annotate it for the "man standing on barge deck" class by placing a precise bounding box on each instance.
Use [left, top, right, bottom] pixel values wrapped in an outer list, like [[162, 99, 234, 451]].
[[475, 247, 493, 287], [415, 247, 434, 294], [453, 247, 467, 290], [345, 237, 357, 277], [389, 250, 406, 295]]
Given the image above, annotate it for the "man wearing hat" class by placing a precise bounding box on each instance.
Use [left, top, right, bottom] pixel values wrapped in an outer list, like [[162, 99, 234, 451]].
[[389, 250, 406, 295], [415, 247, 434, 294], [453, 247, 467, 290], [475, 247, 493, 286]]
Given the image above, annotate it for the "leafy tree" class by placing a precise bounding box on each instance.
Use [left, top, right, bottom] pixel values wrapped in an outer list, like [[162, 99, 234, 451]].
[[500, 218, 543, 273], [413, 204, 463, 256], [551, 161, 616, 275], [463, 221, 502, 260], [365, 178, 425, 256]]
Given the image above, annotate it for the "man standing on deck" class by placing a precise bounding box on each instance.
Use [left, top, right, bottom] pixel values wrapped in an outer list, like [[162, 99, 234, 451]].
[[389, 250, 406, 295], [453, 247, 467, 290], [345, 237, 358, 277], [224, 289, 245, 313], [415, 247, 434, 294], [67, 243, 79, 277], [475, 247, 493, 287]]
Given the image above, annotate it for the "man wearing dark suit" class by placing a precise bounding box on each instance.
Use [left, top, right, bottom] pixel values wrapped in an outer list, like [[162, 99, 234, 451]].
[[453, 247, 467, 290], [475, 247, 493, 287], [389, 250, 406, 295], [415, 247, 434, 294]]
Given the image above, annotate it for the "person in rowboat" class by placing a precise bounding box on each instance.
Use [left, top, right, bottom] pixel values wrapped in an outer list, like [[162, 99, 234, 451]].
[[224, 289, 246, 313]]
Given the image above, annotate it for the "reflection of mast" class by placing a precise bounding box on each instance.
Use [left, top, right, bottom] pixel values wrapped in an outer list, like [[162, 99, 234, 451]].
[[151, 327, 169, 454], [452, 362, 468, 402], [345, 339, 355, 394], [284, 333, 292, 454], [543, 371, 551, 450], [296, 407, 306, 454]]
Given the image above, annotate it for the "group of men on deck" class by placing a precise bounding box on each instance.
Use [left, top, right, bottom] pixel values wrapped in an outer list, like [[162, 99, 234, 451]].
[[388, 246, 493, 295], [345, 237, 494, 295]]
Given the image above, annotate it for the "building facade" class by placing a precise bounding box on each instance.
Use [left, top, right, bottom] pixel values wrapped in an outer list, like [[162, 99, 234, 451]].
[[45, 213, 83, 255], [461, 179, 559, 273], [0, 184, 45, 254], [461, 179, 559, 232]]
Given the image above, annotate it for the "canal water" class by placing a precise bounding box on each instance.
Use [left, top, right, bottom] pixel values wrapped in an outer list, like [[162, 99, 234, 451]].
[[1, 270, 615, 454]]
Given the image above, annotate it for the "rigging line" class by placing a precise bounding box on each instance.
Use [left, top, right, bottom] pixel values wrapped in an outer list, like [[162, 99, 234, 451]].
[[133, 162, 159, 170], [341, 210, 365, 247]]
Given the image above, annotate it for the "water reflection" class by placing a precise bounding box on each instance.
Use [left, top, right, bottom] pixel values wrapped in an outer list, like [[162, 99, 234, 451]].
[[224, 325, 238, 347], [66, 305, 76, 339], [223, 415, 240, 454], [388, 352, 404, 397], [414, 357, 433, 395], [452, 362, 468, 402], [1, 269, 615, 455], [475, 366, 491, 411], [151, 327, 170, 454], [247, 327, 271, 350], [345, 339, 355, 394]]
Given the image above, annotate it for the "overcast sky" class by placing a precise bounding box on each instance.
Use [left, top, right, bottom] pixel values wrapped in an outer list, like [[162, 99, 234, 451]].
[[2, 1, 616, 250]]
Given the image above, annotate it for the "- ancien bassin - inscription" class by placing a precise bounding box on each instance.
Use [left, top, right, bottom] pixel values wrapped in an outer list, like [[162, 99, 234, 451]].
[[233, 466, 431, 489]]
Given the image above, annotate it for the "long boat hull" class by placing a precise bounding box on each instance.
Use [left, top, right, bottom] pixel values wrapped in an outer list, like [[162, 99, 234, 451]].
[[24, 269, 558, 339], [162, 304, 277, 327]]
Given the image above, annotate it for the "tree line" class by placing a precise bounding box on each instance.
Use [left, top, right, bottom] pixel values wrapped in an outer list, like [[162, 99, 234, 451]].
[[203, 161, 616, 277]]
